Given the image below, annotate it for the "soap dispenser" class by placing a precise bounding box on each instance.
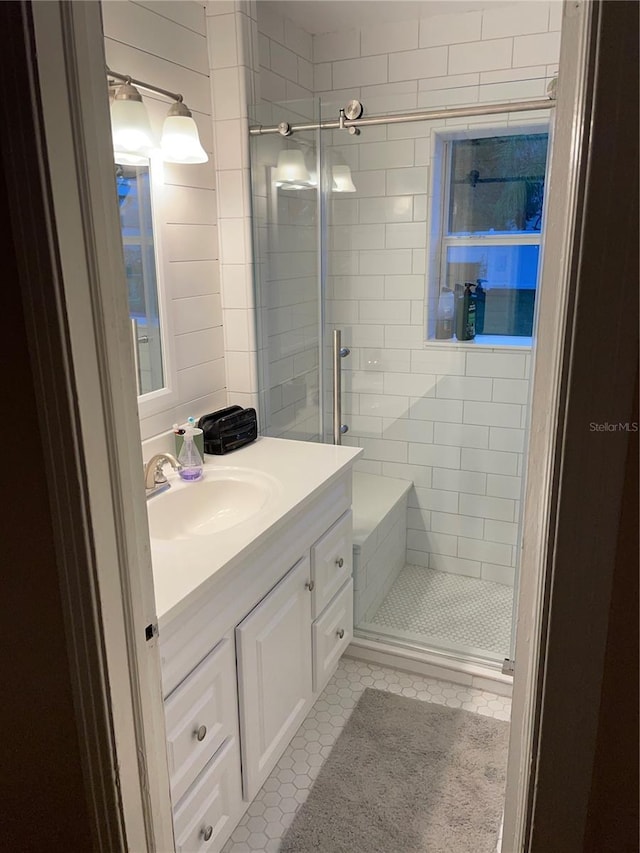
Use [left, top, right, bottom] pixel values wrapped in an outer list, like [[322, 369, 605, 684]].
[[177, 422, 204, 481]]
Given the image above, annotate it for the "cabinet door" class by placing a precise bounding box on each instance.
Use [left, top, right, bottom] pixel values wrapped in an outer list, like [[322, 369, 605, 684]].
[[236, 556, 313, 801], [311, 510, 352, 616]]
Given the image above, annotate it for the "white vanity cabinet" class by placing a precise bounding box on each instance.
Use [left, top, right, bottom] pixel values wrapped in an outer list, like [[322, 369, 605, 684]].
[[157, 464, 355, 852]]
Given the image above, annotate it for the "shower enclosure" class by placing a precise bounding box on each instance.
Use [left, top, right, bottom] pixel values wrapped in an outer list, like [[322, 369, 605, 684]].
[[249, 81, 553, 671]]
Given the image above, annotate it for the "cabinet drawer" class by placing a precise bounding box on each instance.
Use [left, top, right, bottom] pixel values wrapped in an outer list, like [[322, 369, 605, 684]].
[[311, 510, 352, 617], [173, 737, 243, 853], [165, 636, 238, 804], [313, 579, 353, 694]]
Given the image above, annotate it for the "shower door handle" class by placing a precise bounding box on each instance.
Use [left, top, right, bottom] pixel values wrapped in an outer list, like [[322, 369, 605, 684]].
[[333, 329, 350, 445], [130, 317, 142, 396]]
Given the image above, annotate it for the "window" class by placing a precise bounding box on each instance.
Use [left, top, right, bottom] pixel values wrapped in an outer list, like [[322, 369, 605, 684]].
[[432, 131, 549, 342]]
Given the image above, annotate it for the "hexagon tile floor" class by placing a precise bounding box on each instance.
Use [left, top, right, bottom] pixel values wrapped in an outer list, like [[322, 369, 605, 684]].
[[221, 657, 511, 853]]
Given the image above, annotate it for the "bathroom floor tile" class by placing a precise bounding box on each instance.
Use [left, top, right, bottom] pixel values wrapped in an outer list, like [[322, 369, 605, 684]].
[[363, 563, 513, 657], [222, 657, 511, 852]]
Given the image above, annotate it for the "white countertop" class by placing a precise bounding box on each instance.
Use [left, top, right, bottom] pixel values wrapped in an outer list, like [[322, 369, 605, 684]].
[[148, 437, 361, 624]]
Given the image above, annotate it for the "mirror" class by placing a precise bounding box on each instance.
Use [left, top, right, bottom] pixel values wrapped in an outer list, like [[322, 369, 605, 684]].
[[115, 163, 164, 395]]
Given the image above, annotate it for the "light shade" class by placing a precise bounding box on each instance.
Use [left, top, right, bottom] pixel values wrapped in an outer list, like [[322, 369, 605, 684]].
[[161, 101, 208, 164], [332, 164, 356, 193], [274, 149, 312, 189], [110, 82, 155, 162]]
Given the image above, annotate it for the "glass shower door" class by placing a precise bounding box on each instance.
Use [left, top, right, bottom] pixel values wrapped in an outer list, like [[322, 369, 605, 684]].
[[250, 98, 324, 443], [250, 80, 550, 669], [319, 83, 547, 667]]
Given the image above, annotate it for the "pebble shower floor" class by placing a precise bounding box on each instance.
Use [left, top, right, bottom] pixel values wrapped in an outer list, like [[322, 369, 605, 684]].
[[365, 564, 514, 657], [221, 657, 511, 853]]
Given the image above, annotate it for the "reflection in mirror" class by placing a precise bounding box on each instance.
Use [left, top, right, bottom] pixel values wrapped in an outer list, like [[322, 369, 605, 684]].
[[116, 164, 164, 395]]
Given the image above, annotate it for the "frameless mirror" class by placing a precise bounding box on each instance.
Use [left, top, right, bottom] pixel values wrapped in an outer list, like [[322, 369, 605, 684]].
[[115, 163, 164, 395]]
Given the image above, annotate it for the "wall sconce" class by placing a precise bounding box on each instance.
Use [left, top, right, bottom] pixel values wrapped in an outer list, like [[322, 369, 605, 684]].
[[108, 67, 208, 165]]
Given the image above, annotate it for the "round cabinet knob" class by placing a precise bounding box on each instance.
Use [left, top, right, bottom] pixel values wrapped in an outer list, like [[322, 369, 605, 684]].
[[305, 580, 315, 591], [336, 628, 345, 639], [335, 557, 344, 568], [202, 825, 213, 842], [195, 725, 207, 742]]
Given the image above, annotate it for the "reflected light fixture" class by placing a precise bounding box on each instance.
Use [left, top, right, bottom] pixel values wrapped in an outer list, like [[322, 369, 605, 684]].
[[332, 164, 356, 193], [274, 149, 312, 189], [108, 67, 208, 165]]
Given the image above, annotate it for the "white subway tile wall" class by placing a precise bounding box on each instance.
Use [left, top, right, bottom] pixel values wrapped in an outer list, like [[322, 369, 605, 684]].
[[209, 0, 560, 580], [207, 1, 261, 416], [319, 1, 560, 584], [103, 1, 226, 440]]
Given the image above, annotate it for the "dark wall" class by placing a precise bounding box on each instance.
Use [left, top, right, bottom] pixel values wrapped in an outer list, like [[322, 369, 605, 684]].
[[529, 1, 639, 850], [0, 143, 94, 852], [0, 3, 95, 850], [0, 1, 636, 851], [584, 370, 639, 852]]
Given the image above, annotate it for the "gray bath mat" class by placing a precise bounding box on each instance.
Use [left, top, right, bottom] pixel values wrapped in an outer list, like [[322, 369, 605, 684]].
[[280, 688, 509, 853]]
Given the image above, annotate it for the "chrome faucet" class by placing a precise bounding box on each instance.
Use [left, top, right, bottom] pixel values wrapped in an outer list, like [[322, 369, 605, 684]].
[[144, 452, 180, 497]]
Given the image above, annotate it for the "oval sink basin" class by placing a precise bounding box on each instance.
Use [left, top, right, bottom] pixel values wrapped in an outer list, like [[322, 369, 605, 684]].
[[147, 467, 280, 541]]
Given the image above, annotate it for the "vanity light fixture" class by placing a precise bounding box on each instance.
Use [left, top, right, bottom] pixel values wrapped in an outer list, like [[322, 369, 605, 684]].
[[110, 79, 155, 164], [161, 100, 208, 164], [108, 67, 208, 165]]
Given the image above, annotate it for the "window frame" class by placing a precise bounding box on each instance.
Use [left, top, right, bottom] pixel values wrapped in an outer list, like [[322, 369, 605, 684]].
[[427, 122, 550, 348]]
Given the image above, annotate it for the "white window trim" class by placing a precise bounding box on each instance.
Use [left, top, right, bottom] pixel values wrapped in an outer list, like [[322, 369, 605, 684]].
[[426, 122, 549, 350]]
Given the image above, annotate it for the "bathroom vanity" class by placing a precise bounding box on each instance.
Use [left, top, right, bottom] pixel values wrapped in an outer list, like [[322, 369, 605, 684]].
[[147, 438, 361, 851]]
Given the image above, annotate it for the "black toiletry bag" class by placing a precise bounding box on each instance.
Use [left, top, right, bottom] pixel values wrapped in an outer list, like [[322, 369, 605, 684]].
[[198, 406, 258, 455]]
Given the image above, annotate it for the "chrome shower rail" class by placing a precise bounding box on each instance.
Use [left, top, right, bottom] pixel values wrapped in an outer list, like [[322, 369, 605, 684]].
[[249, 96, 556, 137]]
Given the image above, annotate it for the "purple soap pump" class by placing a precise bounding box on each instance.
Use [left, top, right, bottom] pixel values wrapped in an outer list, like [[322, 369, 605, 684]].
[[178, 417, 204, 481]]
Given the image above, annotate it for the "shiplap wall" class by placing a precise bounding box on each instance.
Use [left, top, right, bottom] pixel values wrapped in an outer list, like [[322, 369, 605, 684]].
[[102, 0, 226, 441]]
